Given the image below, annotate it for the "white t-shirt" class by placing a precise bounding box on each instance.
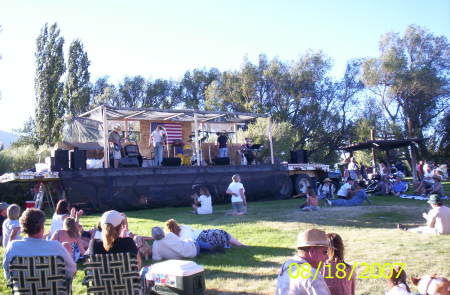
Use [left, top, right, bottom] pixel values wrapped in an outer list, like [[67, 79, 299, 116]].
[[427, 206, 450, 235], [227, 182, 245, 203], [179, 225, 202, 241], [337, 182, 352, 197], [348, 162, 358, 171], [151, 129, 165, 146], [2, 219, 20, 248], [49, 213, 66, 237], [424, 169, 434, 178], [151, 232, 197, 261], [197, 194, 212, 214]]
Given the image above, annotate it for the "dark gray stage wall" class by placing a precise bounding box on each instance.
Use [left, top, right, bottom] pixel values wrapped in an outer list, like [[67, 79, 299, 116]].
[[60, 164, 293, 212]]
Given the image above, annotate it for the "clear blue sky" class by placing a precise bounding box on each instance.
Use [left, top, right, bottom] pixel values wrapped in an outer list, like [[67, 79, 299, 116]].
[[0, 0, 449, 132]]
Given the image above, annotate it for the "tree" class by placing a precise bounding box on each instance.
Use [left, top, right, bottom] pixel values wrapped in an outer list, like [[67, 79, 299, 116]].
[[362, 25, 450, 157], [180, 68, 219, 110], [63, 39, 91, 116], [91, 76, 118, 107], [118, 76, 146, 108], [35, 23, 66, 145]]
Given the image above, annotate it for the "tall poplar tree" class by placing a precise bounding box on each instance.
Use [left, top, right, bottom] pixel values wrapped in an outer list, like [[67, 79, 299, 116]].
[[34, 23, 65, 145], [63, 39, 91, 116]]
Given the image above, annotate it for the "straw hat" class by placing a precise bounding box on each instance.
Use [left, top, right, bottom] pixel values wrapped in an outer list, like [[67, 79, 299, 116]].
[[297, 229, 329, 248], [113, 125, 122, 131], [323, 178, 332, 183]]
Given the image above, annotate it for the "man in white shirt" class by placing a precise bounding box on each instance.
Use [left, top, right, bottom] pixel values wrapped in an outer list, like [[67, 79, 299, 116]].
[[275, 228, 331, 295], [336, 179, 354, 199], [3, 208, 76, 280], [151, 227, 198, 261], [150, 125, 166, 166], [226, 174, 247, 215], [399, 194, 450, 235]]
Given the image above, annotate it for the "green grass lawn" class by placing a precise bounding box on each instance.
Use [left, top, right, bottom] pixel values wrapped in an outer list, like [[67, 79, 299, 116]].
[[1, 182, 449, 294]]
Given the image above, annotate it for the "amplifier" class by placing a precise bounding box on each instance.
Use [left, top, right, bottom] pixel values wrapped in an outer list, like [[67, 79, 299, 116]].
[[119, 157, 140, 168], [162, 157, 181, 167], [213, 157, 230, 165], [70, 149, 87, 170], [51, 149, 69, 171]]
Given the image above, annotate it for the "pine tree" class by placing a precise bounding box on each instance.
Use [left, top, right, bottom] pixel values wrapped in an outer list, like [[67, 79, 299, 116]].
[[34, 23, 65, 145], [63, 39, 91, 116]]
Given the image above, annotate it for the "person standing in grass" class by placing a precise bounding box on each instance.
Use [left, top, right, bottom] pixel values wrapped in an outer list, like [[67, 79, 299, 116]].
[[275, 228, 331, 295], [322, 233, 355, 295], [226, 174, 247, 215], [2, 204, 21, 248]]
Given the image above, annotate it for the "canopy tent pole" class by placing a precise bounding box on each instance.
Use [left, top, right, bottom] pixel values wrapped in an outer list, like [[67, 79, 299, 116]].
[[124, 120, 129, 141], [102, 105, 110, 168], [194, 114, 200, 166], [268, 116, 274, 165], [408, 119, 418, 181]]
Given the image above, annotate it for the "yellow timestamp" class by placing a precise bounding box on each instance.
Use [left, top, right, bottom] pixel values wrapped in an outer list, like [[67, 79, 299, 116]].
[[288, 262, 406, 280]]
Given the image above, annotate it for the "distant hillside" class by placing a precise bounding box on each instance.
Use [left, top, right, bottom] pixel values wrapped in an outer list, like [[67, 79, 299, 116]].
[[0, 130, 18, 149]]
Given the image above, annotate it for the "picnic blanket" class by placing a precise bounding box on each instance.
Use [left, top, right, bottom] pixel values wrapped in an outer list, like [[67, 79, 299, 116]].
[[399, 194, 449, 201]]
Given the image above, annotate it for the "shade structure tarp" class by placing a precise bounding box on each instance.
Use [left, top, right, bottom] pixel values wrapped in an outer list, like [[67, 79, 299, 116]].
[[342, 138, 424, 152]]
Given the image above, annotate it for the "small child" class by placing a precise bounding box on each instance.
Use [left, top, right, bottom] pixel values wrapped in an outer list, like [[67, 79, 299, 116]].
[[385, 266, 411, 295], [301, 187, 319, 211], [2, 204, 21, 248], [192, 186, 213, 215]]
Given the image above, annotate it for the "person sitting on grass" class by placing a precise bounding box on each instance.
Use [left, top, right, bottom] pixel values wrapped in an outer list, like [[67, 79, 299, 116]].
[[424, 175, 444, 197], [0, 202, 10, 246], [385, 266, 412, 295], [322, 233, 355, 295], [51, 217, 86, 262], [275, 228, 331, 295], [414, 165, 436, 195], [48, 199, 83, 238], [3, 208, 76, 280], [226, 174, 247, 216], [318, 178, 335, 200], [336, 178, 354, 199], [390, 175, 408, 197], [2, 204, 21, 248], [191, 186, 213, 215], [151, 226, 198, 261], [299, 187, 319, 211], [327, 182, 371, 206], [398, 194, 450, 235]]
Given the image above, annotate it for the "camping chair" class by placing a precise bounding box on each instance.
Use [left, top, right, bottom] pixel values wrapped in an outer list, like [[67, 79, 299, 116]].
[[7, 256, 70, 295], [83, 252, 141, 295]]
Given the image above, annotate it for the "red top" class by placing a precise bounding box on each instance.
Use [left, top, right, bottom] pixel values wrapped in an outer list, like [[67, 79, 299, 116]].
[[322, 261, 355, 295]]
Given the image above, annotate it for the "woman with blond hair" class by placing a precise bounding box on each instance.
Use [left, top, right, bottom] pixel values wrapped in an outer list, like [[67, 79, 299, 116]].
[[322, 233, 355, 295], [88, 210, 139, 264], [51, 217, 85, 262]]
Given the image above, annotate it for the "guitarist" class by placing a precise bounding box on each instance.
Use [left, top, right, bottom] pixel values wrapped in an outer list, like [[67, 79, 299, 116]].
[[150, 125, 166, 166]]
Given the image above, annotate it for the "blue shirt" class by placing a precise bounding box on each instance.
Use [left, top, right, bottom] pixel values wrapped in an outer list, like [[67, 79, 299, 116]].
[[3, 237, 76, 279], [392, 181, 408, 193]]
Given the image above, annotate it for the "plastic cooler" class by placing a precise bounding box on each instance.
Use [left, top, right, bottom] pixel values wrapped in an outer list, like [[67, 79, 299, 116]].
[[25, 201, 35, 208], [148, 260, 205, 295]]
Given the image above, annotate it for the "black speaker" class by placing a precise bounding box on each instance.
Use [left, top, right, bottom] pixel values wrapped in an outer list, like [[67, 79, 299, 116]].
[[290, 150, 308, 164], [162, 157, 181, 167], [119, 157, 140, 168], [70, 149, 87, 170], [51, 149, 69, 171], [213, 157, 230, 165]]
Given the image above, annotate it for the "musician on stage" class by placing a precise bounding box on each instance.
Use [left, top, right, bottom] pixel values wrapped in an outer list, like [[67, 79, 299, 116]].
[[108, 125, 122, 168], [150, 125, 166, 166], [240, 138, 255, 165], [217, 131, 229, 158]]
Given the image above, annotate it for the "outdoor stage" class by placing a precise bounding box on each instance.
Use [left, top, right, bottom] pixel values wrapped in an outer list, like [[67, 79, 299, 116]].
[[60, 164, 293, 212]]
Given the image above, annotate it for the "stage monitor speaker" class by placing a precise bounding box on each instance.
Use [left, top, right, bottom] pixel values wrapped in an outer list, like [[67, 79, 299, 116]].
[[51, 149, 69, 171], [290, 150, 308, 164], [162, 157, 181, 167], [70, 149, 87, 170], [213, 157, 230, 165], [119, 157, 140, 168]]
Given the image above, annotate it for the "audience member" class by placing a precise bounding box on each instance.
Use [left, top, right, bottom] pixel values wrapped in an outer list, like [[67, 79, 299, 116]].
[[88, 210, 139, 265], [415, 164, 437, 194], [192, 186, 213, 215], [412, 275, 450, 295], [151, 226, 197, 261], [165, 219, 247, 253], [2, 208, 76, 280], [417, 160, 424, 181], [385, 266, 411, 295], [2, 204, 21, 248], [378, 161, 391, 194], [398, 194, 450, 235], [300, 187, 320, 211], [318, 178, 335, 200], [275, 228, 331, 295], [51, 217, 85, 262], [323, 233, 355, 295], [226, 174, 247, 215], [395, 160, 405, 174], [327, 182, 371, 206], [0, 202, 9, 246], [390, 175, 408, 197], [336, 178, 355, 200], [348, 157, 359, 181], [49, 200, 83, 238]]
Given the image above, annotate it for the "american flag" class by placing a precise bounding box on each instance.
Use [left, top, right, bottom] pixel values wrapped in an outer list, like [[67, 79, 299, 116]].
[[150, 122, 183, 144]]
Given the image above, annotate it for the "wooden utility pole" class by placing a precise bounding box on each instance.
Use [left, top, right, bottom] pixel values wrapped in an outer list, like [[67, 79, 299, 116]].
[[370, 129, 376, 168], [408, 118, 418, 181]]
